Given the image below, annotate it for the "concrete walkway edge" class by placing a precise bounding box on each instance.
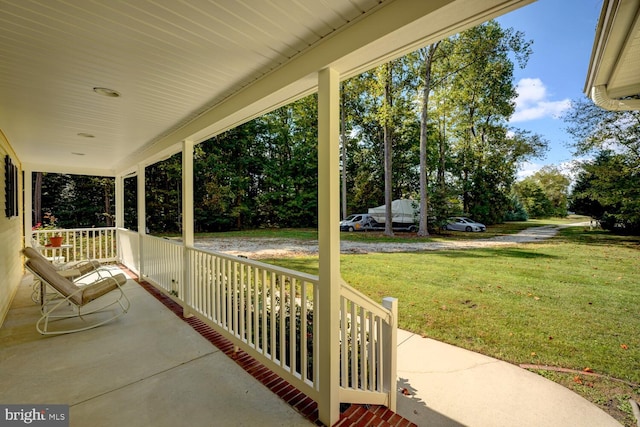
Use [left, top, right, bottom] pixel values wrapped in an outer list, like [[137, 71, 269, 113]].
[[394, 329, 621, 427]]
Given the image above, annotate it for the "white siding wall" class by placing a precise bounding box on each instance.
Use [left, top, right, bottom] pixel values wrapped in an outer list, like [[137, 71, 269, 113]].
[[0, 130, 24, 327]]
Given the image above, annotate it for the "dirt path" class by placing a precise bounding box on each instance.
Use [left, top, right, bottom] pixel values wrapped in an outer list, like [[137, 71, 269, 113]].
[[194, 223, 588, 259]]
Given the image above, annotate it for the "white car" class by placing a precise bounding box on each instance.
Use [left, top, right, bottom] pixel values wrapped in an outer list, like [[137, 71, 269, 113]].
[[444, 217, 486, 232]]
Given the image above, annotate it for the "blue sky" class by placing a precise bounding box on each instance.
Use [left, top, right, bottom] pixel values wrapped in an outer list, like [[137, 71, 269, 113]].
[[495, 0, 603, 178]]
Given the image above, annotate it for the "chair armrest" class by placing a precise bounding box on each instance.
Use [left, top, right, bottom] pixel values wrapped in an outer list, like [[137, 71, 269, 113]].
[[57, 268, 82, 279], [73, 266, 118, 284]]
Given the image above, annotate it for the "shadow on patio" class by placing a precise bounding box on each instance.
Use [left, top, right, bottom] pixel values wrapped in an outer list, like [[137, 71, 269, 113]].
[[0, 267, 313, 426]]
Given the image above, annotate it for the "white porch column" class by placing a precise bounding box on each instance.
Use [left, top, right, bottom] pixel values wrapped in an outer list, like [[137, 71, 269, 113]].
[[137, 163, 146, 277], [182, 140, 194, 248], [317, 66, 341, 426], [115, 174, 124, 229], [182, 140, 194, 317], [24, 168, 32, 246]]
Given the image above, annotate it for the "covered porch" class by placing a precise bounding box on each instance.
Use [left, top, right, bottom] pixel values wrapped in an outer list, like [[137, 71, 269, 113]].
[[1, 1, 542, 425], [23, 226, 401, 425]]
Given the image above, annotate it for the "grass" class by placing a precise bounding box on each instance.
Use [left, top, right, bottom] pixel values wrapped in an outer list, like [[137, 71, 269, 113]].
[[534, 370, 639, 424], [254, 222, 639, 426]]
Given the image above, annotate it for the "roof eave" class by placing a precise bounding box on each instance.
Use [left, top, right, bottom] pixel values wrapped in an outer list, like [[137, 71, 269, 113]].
[[585, 0, 640, 111]]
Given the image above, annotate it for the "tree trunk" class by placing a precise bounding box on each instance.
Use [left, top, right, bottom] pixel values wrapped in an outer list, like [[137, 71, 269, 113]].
[[104, 180, 113, 227], [438, 121, 446, 194], [341, 90, 348, 220], [463, 167, 470, 214], [417, 42, 440, 236], [383, 62, 394, 236], [34, 172, 42, 225]]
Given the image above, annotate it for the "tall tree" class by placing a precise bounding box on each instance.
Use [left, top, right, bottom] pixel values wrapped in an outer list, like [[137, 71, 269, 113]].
[[33, 173, 115, 228], [33, 172, 42, 225], [565, 97, 640, 232], [382, 62, 395, 236], [123, 175, 138, 231], [570, 151, 640, 233], [341, 88, 348, 220], [145, 153, 182, 233], [195, 122, 261, 231], [255, 95, 318, 227], [340, 75, 381, 215], [530, 166, 570, 217], [512, 178, 553, 218], [416, 42, 440, 236], [342, 70, 386, 217], [438, 21, 537, 223]]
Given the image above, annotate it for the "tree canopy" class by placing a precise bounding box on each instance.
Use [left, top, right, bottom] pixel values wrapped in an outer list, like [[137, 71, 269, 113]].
[[513, 166, 570, 218], [564, 97, 640, 233], [35, 20, 557, 233]]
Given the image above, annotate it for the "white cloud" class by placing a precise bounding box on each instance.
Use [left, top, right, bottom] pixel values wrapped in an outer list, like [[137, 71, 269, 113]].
[[515, 78, 547, 104], [511, 78, 571, 123], [516, 161, 542, 180]]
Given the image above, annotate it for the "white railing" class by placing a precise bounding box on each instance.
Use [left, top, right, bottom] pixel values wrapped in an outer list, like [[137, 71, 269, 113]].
[[187, 247, 320, 398], [140, 234, 184, 299], [31, 227, 117, 263], [339, 282, 397, 408], [115, 231, 397, 414], [117, 228, 139, 275]]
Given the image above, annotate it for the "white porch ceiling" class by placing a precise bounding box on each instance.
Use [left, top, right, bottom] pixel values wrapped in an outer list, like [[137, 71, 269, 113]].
[[0, 0, 533, 176]]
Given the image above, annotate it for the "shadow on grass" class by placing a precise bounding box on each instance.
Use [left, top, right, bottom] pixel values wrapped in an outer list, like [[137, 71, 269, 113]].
[[556, 227, 640, 249], [450, 248, 558, 259], [368, 248, 560, 260], [263, 248, 559, 275]]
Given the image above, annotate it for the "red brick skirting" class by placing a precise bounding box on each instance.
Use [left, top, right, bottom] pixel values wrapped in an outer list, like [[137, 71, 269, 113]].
[[128, 272, 415, 427]]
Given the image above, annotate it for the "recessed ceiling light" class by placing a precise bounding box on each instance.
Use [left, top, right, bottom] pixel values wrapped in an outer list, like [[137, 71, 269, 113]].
[[71, 152, 86, 156], [93, 87, 120, 97], [77, 132, 95, 138]]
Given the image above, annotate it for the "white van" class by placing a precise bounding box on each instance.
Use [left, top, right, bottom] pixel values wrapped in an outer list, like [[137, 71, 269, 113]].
[[339, 214, 376, 232]]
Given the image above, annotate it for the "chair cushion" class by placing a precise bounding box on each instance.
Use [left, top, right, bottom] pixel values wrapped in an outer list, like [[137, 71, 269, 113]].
[[25, 246, 101, 276], [81, 273, 127, 305], [25, 248, 127, 307], [26, 256, 83, 305], [23, 246, 45, 262], [76, 260, 101, 275]]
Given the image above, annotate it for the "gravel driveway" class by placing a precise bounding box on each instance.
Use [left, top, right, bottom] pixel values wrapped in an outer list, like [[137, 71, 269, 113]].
[[194, 223, 588, 259]]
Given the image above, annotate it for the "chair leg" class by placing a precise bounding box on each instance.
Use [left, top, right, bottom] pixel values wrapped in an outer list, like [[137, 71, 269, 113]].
[[36, 286, 130, 335]]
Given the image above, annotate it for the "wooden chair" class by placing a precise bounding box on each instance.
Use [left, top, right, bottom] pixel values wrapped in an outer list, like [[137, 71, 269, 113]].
[[23, 248, 130, 335]]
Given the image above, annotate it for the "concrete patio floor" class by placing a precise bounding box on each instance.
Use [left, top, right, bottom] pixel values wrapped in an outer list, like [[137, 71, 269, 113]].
[[0, 269, 313, 427]]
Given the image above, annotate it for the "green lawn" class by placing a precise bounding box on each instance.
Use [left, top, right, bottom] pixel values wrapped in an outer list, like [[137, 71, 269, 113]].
[[258, 223, 640, 425]]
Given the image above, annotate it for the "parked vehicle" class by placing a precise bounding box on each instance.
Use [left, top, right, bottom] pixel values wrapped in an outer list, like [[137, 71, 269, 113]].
[[340, 214, 376, 232], [340, 211, 418, 232], [444, 217, 486, 232], [368, 199, 417, 225]]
